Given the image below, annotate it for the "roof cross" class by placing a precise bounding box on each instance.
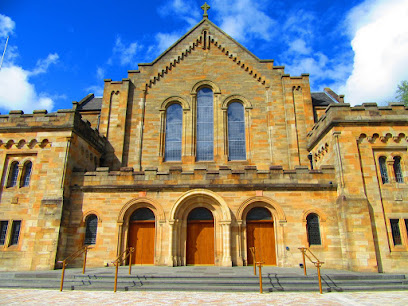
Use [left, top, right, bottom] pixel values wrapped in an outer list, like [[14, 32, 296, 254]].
[[201, 2, 210, 18]]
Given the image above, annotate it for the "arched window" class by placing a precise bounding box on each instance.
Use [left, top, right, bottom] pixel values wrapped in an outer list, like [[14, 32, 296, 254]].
[[84, 214, 98, 245], [130, 207, 155, 221], [165, 104, 182, 161], [306, 213, 321, 246], [379, 156, 389, 184], [21, 161, 32, 187], [228, 102, 246, 160], [196, 88, 213, 161], [188, 207, 213, 220], [393, 156, 403, 183], [7, 162, 19, 187], [246, 207, 272, 221]]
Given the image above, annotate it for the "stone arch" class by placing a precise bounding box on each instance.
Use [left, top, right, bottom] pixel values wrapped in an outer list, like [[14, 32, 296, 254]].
[[237, 196, 286, 222], [160, 96, 190, 111], [118, 197, 165, 223], [221, 95, 253, 110], [301, 208, 327, 223], [168, 189, 232, 267], [170, 189, 231, 222], [191, 80, 221, 94], [82, 210, 102, 223]]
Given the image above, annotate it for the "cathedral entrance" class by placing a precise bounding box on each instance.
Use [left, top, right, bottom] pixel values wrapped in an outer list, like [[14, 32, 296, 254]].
[[128, 208, 155, 265], [186, 207, 214, 265], [246, 207, 276, 265]]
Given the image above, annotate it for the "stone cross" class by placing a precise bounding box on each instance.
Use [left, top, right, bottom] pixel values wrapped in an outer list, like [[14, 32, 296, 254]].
[[201, 2, 210, 18]]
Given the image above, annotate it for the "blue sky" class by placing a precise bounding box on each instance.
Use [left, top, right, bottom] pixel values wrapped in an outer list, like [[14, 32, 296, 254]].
[[1, 0, 408, 113]]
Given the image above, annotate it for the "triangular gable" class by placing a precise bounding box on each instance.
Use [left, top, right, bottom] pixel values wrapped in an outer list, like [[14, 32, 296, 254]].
[[137, 18, 275, 89]]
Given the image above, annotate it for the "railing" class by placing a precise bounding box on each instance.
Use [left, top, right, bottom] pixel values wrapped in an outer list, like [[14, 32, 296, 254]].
[[58, 246, 92, 291], [249, 247, 264, 293], [112, 247, 135, 292], [299, 247, 324, 294]]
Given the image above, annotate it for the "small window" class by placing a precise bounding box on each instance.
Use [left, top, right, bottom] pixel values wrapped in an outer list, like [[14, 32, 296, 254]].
[[84, 215, 98, 245], [228, 102, 246, 160], [390, 219, 402, 246], [9, 220, 21, 246], [21, 161, 32, 187], [165, 104, 182, 161], [393, 156, 403, 183], [7, 162, 19, 187], [246, 207, 272, 221], [306, 213, 322, 246], [379, 156, 389, 184], [0, 221, 8, 245], [188, 207, 213, 221]]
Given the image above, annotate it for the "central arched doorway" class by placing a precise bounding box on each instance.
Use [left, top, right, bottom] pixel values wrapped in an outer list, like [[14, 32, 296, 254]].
[[128, 208, 155, 265], [186, 207, 214, 265], [246, 207, 276, 265]]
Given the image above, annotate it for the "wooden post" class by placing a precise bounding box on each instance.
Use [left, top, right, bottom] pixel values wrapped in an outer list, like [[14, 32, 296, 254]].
[[114, 261, 119, 292], [257, 262, 263, 293], [60, 261, 66, 292], [82, 246, 88, 274], [317, 262, 323, 294]]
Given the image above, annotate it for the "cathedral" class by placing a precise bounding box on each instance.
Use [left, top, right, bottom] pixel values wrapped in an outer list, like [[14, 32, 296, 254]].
[[1, 4, 407, 273]]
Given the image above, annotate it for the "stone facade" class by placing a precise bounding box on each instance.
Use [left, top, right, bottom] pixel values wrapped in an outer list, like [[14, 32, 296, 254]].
[[1, 15, 407, 273]]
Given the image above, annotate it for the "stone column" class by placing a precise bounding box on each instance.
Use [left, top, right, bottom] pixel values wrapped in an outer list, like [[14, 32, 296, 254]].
[[221, 221, 232, 266]]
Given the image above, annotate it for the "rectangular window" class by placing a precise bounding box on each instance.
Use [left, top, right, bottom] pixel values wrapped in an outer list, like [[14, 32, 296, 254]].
[[9, 220, 21, 246], [390, 219, 402, 246], [0, 221, 8, 245]]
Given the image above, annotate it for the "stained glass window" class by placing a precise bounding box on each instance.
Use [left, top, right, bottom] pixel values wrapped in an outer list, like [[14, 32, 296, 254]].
[[84, 215, 98, 245], [390, 219, 402, 245], [379, 156, 389, 184], [21, 161, 32, 187], [165, 104, 182, 161], [307, 214, 321, 246], [393, 156, 403, 183], [0, 221, 8, 245], [130, 208, 155, 221], [246, 207, 272, 221], [7, 162, 19, 187], [9, 220, 21, 246], [228, 102, 246, 160], [196, 88, 214, 161]]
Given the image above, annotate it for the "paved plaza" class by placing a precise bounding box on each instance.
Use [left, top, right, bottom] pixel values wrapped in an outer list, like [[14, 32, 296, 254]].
[[2, 288, 408, 305]]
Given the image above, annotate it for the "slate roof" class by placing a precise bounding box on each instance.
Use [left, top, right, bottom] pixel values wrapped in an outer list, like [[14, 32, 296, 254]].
[[311, 92, 338, 106], [77, 93, 102, 111]]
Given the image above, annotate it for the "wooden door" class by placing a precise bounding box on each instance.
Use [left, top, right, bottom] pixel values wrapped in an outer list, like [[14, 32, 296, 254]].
[[247, 221, 276, 265], [186, 220, 214, 265], [128, 221, 155, 264]]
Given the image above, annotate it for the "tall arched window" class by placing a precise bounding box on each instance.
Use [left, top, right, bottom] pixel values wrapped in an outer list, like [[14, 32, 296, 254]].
[[165, 104, 182, 161], [84, 214, 98, 245], [306, 213, 321, 246], [21, 161, 32, 187], [7, 162, 19, 187], [196, 88, 214, 161], [393, 156, 403, 183], [228, 102, 246, 160], [379, 156, 389, 184]]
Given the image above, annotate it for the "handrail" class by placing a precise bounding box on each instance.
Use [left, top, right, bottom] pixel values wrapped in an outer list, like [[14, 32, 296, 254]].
[[112, 247, 135, 292], [58, 245, 92, 291], [299, 247, 324, 294]]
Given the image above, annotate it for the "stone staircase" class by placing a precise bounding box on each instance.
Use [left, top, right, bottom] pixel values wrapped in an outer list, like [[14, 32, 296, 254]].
[[0, 266, 407, 292]]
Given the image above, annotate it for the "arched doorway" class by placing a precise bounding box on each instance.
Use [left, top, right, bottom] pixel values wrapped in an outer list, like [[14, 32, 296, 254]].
[[246, 207, 276, 265], [186, 207, 214, 265], [128, 208, 155, 265]]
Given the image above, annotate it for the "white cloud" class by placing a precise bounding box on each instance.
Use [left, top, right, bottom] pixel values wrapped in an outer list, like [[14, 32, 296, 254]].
[[288, 39, 312, 55], [155, 32, 182, 54], [112, 37, 140, 66], [342, 0, 408, 105], [0, 66, 55, 112], [96, 67, 104, 80], [212, 0, 277, 43], [0, 14, 15, 37], [158, 0, 201, 27], [85, 85, 104, 97], [30, 53, 59, 76]]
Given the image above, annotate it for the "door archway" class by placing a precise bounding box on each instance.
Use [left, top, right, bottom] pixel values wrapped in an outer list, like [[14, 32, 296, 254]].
[[186, 207, 214, 265], [246, 207, 276, 265], [128, 207, 155, 265]]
